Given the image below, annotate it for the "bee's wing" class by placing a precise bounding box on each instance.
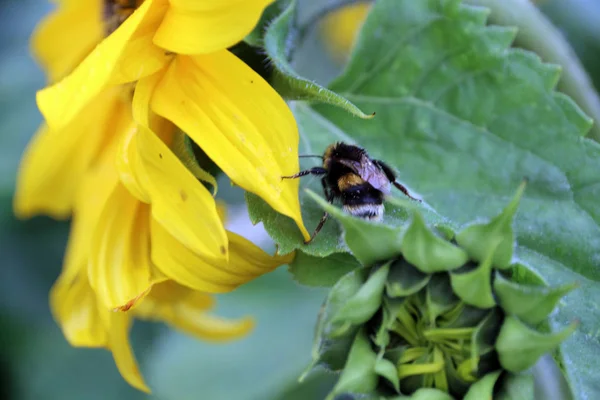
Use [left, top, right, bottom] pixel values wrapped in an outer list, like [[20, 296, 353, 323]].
[[338, 158, 391, 194]]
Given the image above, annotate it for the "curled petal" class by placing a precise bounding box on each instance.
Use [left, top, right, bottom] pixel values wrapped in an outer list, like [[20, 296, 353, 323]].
[[37, 0, 170, 130], [151, 52, 309, 240], [89, 184, 162, 311], [136, 281, 253, 341], [151, 218, 293, 292], [14, 89, 120, 219], [109, 312, 150, 393], [154, 0, 273, 54], [135, 124, 228, 261], [32, 0, 103, 81]]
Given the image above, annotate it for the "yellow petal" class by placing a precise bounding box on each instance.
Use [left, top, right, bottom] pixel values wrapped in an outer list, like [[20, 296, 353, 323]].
[[61, 119, 123, 282], [153, 0, 273, 54], [37, 0, 170, 131], [108, 312, 150, 393], [116, 123, 151, 203], [151, 52, 309, 240], [50, 270, 108, 347], [151, 219, 243, 293], [135, 124, 228, 261], [32, 0, 103, 82], [224, 231, 295, 276], [151, 218, 293, 292], [14, 89, 120, 219], [89, 184, 160, 311], [136, 281, 253, 341]]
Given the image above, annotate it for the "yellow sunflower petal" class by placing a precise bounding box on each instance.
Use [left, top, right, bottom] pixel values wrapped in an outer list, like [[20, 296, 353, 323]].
[[151, 218, 292, 292], [150, 219, 244, 293], [116, 124, 151, 203], [50, 271, 108, 347], [135, 124, 228, 261], [89, 184, 161, 311], [61, 126, 122, 283], [224, 231, 295, 276], [151, 52, 309, 240], [14, 89, 120, 219], [36, 0, 170, 131], [108, 312, 150, 393], [32, 0, 103, 82], [153, 0, 273, 54], [136, 281, 253, 341]]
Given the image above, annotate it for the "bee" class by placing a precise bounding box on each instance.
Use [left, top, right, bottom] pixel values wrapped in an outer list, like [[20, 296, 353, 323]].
[[282, 142, 420, 244], [104, 0, 142, 35]]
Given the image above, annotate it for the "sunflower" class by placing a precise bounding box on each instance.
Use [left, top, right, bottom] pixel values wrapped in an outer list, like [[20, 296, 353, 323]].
[[15, 0, 303, 391]]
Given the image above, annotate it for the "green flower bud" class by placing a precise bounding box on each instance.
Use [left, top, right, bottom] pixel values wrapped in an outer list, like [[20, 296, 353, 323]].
[[304, 183, 575, 399]]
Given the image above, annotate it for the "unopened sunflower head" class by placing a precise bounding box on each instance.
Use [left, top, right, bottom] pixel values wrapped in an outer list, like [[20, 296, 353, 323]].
[[304, 182, 577, 399]]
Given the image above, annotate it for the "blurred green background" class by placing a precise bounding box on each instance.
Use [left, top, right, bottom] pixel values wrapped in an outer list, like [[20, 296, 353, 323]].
[[1, 0, 599, 399]]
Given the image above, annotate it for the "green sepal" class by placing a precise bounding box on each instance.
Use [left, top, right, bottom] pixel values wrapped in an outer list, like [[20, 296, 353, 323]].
[[386, 258, 431, 298], [171, 132, 218, 195], [263, 1, 374, 118], [456, 181, 526, 269], [307, 268, 367, 373], [450, 250, 496, 309], [289, 251, 361, 287], [496, 316, 578, 372], [375, 355, 400, 393], [426, 274, 459, 322], [332, 263, 390, 329], [401, 212, 469, 273], [308, 190, 403, 266], [328, 329, 379, 400], [494, 271, 577, 326], [463, 371, 501, 400], [472, 309, 503, 358]]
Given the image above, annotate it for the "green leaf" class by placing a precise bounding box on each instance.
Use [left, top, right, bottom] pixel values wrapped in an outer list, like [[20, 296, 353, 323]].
[[456, 181, 525, 269], [496, 316, 577, 373], [494, 271, 577, 326], [464, 371, 501, 400], [263, 0, 374, 118], [401, 212, 468, 273], [307, 190, 403, 266], [450, 250, 496, 309], [332, 263, 390, 327], [329, 328, 379, 399], [289, 251, 361, 287]]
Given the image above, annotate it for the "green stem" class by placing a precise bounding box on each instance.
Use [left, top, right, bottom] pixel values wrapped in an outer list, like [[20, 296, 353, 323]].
[[465, 0, 600, 141]]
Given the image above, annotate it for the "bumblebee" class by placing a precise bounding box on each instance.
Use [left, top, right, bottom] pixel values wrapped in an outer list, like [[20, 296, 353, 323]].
[[283, 142, 420, 244], [104, 0, 142, 35]]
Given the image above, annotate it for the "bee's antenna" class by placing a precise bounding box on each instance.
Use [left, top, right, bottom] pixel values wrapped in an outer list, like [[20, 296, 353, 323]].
[[299, 155, 324, 159]]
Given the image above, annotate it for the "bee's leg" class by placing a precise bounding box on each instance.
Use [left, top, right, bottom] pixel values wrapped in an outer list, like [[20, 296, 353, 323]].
[[305, 178, 334, 244], [281, 167, 327, 180], [373, 160, 421, 202]]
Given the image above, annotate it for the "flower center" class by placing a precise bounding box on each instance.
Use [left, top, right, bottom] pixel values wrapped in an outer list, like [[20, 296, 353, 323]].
[[103, 0, 145, 36], [389, 295, 479, 392]]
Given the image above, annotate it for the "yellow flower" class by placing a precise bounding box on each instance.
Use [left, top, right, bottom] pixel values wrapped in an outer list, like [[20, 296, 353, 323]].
[[321, 2, 372, 62], [15, 0, 302, 391]]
